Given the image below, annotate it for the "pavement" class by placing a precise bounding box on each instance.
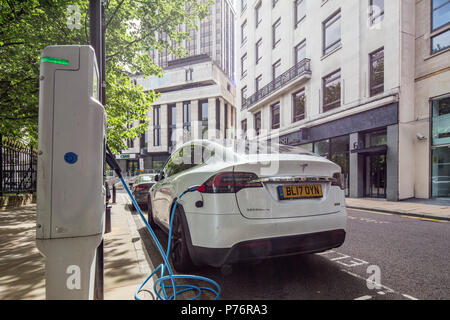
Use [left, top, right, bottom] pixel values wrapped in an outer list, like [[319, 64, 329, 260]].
[[345, 198, 450, 221], [0, 195, 447, 300], [0, 198, 152, 300]]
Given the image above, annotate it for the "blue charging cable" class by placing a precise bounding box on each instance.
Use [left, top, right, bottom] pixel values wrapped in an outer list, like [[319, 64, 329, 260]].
[[119, 177, 221, 300]]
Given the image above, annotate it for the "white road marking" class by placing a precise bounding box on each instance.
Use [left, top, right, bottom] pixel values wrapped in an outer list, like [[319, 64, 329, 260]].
[[336, 257, 369, 268], [318, 250, 420, 300], [317, 250, 336, 256], [347, 215, 390, 224], [354, 295, 372, 300], [330, 253, 351, 261], [341, 269, 394, 294]]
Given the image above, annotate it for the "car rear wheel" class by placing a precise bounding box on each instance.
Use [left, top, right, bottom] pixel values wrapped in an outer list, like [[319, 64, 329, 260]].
[[147, 197, 158, 229], [170, 206, 194, 273]]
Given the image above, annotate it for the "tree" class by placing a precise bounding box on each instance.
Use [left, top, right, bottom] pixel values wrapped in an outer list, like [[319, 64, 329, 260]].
[[0, 0, 211, 152]]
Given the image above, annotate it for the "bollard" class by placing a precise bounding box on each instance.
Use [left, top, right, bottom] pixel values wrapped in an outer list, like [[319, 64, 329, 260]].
[[105, 204, 112, 234], [112, 184, 116, 204], [105, 181, 111, 203]]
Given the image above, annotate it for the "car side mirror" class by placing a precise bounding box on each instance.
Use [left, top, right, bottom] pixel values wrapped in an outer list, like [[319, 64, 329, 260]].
[[154, 174, 159, 182], [159, 172, 165, 181]]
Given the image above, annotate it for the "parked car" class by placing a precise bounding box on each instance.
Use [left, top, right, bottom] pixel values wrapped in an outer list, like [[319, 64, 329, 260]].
[[147, 140, 347, 272], [130, 174, 156, 210]]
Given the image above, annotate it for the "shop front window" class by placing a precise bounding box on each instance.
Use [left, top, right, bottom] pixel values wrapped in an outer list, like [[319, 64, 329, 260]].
[[431, 96, 450, 198], [314, 136, 350, 196], [314, 140, 330, 158], [365, 129, 387, 147]]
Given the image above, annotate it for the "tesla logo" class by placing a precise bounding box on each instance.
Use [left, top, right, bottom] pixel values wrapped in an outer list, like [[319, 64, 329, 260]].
[[300, 164, 308, 172]]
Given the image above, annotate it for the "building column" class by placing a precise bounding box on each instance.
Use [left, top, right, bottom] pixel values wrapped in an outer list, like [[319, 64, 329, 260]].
[[219, 98, 225, 140], [349, 132, 364, 198], [191, 100, 201, 140], [160, 104, 168, 152], [386, 124, 399, 201], [176, 102, 183, 147], [208, 98, 217, 140]]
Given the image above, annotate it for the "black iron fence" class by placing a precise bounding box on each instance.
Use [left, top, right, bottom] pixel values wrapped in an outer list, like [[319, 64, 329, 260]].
[[242, 58, 312, 110], [0, 135, 37, 195]]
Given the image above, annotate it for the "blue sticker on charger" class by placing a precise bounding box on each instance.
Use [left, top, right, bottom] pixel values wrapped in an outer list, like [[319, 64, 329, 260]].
[[64, 152, 78, 164]]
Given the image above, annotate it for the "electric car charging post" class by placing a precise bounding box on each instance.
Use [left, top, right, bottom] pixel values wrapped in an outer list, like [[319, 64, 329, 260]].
[[36, 45, 106, 300]]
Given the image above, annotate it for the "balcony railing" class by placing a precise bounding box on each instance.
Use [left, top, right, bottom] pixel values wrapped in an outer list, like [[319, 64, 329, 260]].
[[242, 58, 311, 110]]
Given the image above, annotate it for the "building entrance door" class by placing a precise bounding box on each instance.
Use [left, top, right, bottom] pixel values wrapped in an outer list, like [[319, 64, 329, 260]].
[[126, 160, 138, 177], [365, 154, 386, 198]]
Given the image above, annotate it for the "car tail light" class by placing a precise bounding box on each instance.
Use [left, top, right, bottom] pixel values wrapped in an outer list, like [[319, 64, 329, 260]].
[[198, 172, 262, 194], [135, 185, 149, 191], [331, 172, 345, 190]]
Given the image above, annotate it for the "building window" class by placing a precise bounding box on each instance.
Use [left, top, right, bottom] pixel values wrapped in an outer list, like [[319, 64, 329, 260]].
[[272, 60, 281, 81], [153, 106, 161, 147], [323, 10, 341, 56], [295, 40, 306, 64], [241, 0, 247, 13], [272, 18, 281, 48], [271, 103, 280, 130], [432, 95, 450, 146], [168, 104, 177, 149], [369, 0, 384, 25], [256, 38, 263, 64], [200, 13, 212, 56], [323, 69, 341, 112], [241, 119, 248, 139], [272, 59, 282, 90], [241, 86, 248, 104], [241, 20, 247, 44], [365, 129, 387, 147], [255, 2, 262, 27], [293, 89, 306, 123], [313, 136, 350, 196], [369, 47, 384, 96], [185, 68, 193, 81], [241, 53, 248, 77], [295, 0, 306, 27], [187, 27, 197, 56], [431, 29, 450, 54], [199, 100, 209, 139], [431, 95, 450, 197], [432, 0, 450, 31], [254, 111, 262, 136], [255, 75, 263, 92]]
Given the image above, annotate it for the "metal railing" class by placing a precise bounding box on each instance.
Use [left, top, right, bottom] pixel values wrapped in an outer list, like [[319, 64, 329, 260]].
[[242, 58, 311, 110], [0, 135, 37, 195]]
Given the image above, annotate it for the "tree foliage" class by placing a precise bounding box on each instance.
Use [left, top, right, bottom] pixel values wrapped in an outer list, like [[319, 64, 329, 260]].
[[0, 0, 210, 152]]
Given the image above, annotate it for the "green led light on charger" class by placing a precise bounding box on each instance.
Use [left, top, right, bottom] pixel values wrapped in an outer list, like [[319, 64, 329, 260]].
[[40, 57, 69, 66]]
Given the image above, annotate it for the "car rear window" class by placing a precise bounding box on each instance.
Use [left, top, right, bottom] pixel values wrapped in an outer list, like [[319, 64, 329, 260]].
[[138, 175, 154, 183]]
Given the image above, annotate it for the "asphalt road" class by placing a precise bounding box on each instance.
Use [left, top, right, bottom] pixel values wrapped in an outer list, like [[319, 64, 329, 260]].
[[129, 198, 450, 300]]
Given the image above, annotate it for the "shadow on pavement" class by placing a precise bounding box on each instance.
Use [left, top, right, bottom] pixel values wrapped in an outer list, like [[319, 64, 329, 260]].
[[0, 205, 45, 300]]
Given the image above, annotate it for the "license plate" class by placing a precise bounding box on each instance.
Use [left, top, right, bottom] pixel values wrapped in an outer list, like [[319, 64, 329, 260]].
[[277, 185, 323, 200]]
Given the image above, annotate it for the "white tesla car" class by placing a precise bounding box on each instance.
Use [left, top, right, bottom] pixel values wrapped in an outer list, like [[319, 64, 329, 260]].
[[147, 140, 347, 272]]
